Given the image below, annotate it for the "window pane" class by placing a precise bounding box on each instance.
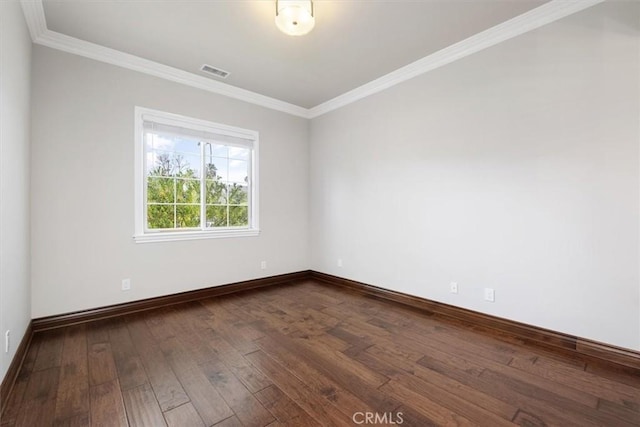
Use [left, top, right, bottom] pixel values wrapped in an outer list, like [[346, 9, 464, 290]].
[[147, 151, 174, 177], [205, 156, 228, 181], [229, 206, 248, 227], [206, 205, 228, 228], [172, 153, 201, 178], [147, 177, 175, 203], [176, 205, 200, 228], [138, 110, 257, 239], [227, 184, 248, 205], [173, 138, 200, 155], [145, 132, 154, 150], [204, 162, 219, 180], [229, 147, 250, 161], [229, 146, 249, 161], [210, 144, 228, 158], [176, 178, 200, 204], [147, 204, 175, 229], [229, 159, 248, 183], [206, 180, 227, 205], [149, 133, 175, 152]]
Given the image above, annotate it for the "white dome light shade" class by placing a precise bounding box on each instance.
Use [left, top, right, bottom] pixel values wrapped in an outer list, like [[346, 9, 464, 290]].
[[275, 0, 315, 36]]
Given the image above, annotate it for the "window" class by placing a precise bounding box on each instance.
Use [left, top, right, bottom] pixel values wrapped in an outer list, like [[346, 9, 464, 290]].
[[134, 107, 259, 243]]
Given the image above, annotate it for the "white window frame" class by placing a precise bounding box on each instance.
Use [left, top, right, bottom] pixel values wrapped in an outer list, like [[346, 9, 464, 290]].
[[134, 107, 260, 243]]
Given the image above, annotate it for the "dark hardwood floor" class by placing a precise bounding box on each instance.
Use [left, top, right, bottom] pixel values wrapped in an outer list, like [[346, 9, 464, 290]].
[[1, 280, 639, 426]]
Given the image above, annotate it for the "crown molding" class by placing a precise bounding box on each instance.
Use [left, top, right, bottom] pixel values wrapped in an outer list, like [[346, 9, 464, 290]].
[[21, 0, 603, 120], [20, 0, 47, 41], [19, 1, 310, 118], [307, 0, 605, 118], [35, 30, 311, 118]]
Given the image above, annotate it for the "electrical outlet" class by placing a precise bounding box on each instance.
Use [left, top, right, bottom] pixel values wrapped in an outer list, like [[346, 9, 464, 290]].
[[122, 278, 131, 291], [337, 259, 343, 267], [5, 330, 9, 353], [484, 288, 495, 302], [450, 282, 458, 294], [261, 261, 267, 270]]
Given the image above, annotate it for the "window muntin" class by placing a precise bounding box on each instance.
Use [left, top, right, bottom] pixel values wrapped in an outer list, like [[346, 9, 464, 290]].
[[134, 107, 259, 242]]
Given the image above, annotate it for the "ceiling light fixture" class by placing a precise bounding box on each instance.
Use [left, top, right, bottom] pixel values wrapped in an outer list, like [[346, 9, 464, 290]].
[[275, 0, 315, 36]]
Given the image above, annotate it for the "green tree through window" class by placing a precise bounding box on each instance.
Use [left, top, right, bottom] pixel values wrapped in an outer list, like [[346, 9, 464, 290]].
[[135, 108, 258, 242], [146, 138, 250, 230]]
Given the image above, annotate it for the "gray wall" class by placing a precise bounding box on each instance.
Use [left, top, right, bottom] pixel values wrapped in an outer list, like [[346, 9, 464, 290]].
[[0, 1, 32, 381], [310, 2, 640, 350], [31, 46, 309, 318]]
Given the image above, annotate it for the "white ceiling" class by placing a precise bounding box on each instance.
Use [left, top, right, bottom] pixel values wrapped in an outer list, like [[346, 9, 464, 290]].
[[41, 0, 550, 109]]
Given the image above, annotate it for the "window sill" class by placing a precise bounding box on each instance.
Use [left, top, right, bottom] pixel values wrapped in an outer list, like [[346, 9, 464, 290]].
[[133, 228, 260, 243]]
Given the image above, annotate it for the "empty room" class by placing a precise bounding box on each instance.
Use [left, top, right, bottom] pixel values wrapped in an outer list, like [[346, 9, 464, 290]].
[[1, 0, 639, 426]]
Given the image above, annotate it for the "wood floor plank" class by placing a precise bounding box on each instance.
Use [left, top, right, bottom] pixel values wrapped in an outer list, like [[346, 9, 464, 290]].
[[142, 308, 176, 342], [245, 350, 353, 426], [163, 403, 205, 427], [14, 367, 60, 426], [256, 337, 373, 414], [14, 398, 57, 427], [0, 375, 28, 427], [150, 303, 272, 399], [365, 300, 530, 357], [52, 413, 90, 427], [108, 324, 148, 391], [597, 398, 640, 425], [412, 344, 597, 408], [346, 346, 403, 378], [54, 325, 90, 423], [5, 280, 640, 427], [90, 379, 128, 427], [88, 342, 118, 387], [222, 354, 274, 394], [166, 303, 224, 364], [32, 329, 64, 371], [294, 334, 389, 388], [509, 354, 640, 407], [302, 283, 349, 307], [144, 311, 234, 427], [416, 353, 611, 426], [370, 316, 517, 367], [122, 383, 166, 427], [194, 323, 273, 394], [364, 343, 519, 422], [126, 314, 189, 412], [227, 296, 302, 336], [279, 286, 333, 313], [21, 366, 60, 401], [211, 416, 244, 427], [479, 368, 638, 427], [586, 360, 640, 388], [324, 314, 399, 350], [199, 299, 265, 354], [367, 325, 604, 416], [261, 294, 341, 338], [256, 328, 399, 414], [392, 372, 517, 426], [0, 336, 41, 425], [200, 359, 275, 427], [393, 405, 439, 427], [19, 333, 41, 374], [326, 325, 372, 349], [254, 385, 322, 427], [86, 319, 114, 345], [380, 380, 476, 427]]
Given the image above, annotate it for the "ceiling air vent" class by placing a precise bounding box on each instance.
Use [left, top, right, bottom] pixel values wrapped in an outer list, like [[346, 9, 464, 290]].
[[200, 64, 230, 79]]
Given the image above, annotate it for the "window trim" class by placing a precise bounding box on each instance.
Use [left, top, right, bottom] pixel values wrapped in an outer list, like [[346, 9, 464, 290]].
[[133, 106, 260, 243]]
